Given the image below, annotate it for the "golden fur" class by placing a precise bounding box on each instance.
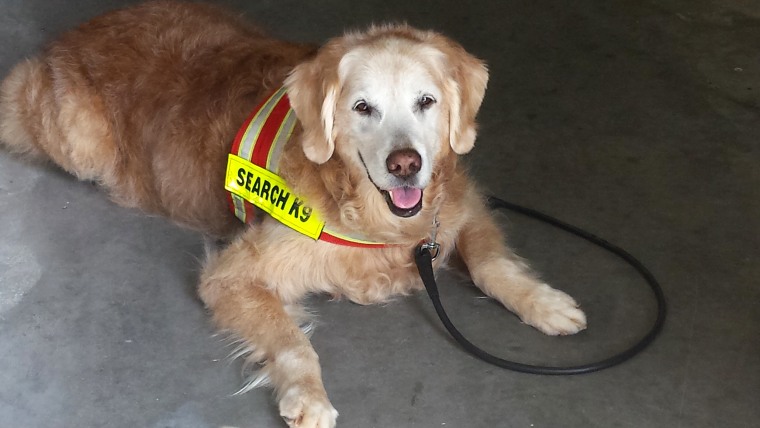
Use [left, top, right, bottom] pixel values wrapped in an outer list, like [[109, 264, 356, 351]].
[[0, 2, 586, 427]]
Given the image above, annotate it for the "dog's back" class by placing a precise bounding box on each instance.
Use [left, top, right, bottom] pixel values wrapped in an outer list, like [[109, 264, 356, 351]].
[[0, 0, 315, 238]]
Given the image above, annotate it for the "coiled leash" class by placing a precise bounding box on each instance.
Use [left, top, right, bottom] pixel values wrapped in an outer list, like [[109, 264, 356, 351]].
[[414, 196, 667, 375]]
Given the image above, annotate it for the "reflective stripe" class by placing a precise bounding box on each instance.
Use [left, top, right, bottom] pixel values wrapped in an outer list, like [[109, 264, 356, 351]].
[[237, 88, 287, 160], [266, 109, 298, 172], [231, 193, 247, 223], [320, 230, 388, 248]]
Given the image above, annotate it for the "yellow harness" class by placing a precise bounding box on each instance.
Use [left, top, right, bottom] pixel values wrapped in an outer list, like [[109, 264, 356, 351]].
[[224, 87, 387, 248]]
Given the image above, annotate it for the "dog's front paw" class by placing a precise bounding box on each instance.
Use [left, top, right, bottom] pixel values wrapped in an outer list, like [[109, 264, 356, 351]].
[[519, 283, 587, 336], [279, 384, 338, 428]]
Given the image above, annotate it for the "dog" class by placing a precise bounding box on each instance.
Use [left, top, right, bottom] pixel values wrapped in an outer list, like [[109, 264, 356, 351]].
[[0, 2, 586, 427]]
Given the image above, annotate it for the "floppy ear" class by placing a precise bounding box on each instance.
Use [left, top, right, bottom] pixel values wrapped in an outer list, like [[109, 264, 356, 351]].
[[444, 44, 489, 155], [285, 49, 341, 164]]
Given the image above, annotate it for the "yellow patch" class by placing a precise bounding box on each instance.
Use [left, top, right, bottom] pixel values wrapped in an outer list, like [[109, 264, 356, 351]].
[[225, 154, 325, 239]]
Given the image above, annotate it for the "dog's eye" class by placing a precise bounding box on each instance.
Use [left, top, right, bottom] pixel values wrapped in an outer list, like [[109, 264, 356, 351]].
[[353, 100, 372, 116], [418, 95, 436, 110]]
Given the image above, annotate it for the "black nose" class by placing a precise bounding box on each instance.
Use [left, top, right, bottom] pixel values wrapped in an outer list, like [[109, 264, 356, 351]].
[[386, 149, 422, 178]]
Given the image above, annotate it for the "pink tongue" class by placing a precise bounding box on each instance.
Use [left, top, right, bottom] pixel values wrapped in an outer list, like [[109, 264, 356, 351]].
[[389, 187, 422, 209]]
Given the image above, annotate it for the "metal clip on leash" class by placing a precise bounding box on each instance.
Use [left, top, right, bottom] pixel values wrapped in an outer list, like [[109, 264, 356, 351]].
[[414, 196, 667, 375], [419, 216, 441, 260]]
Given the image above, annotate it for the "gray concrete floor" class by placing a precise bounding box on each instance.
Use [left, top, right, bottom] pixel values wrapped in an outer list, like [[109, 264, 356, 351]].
[[1, 1, 758, 427]]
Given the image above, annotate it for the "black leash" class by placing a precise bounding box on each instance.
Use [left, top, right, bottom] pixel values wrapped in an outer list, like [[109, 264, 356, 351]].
[[413, 196, 667, 375]]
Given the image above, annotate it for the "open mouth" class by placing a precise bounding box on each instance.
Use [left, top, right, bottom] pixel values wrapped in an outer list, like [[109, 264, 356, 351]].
[[382, 186, 423, 217], [358, 152, 424, 218]]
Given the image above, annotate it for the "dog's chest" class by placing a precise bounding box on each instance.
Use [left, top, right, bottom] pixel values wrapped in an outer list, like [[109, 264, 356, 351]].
[[256, 217, 458, 304]]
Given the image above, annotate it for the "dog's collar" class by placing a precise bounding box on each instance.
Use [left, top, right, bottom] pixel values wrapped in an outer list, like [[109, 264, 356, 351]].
[[224, 87, 388, 248]]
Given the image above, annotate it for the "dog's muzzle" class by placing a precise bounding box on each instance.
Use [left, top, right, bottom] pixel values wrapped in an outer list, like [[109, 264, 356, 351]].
[[383, 148, 423, 217]]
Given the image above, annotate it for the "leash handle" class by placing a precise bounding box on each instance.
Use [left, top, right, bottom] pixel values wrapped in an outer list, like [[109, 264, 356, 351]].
[[414, 196, 667, 375]]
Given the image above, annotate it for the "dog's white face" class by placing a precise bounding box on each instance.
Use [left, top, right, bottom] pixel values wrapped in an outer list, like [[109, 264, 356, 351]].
[[286, 26, 488, 220], [334, 44, 446, 217]]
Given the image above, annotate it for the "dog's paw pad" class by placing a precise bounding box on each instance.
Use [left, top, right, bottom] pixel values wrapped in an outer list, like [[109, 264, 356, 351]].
[[279, 386, 338, 428], [522, 284, 587, 336]]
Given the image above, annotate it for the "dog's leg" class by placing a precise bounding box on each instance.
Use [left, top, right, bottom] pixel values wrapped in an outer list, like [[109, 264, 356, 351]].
[[455, 202, 587, 335], [199, 245, 338, 428]]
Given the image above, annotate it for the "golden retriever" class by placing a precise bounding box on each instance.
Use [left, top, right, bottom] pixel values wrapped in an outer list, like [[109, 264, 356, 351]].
[[0, 1, 586, 426]]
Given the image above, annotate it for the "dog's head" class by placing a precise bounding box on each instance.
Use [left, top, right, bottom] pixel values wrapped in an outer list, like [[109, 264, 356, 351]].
[[285, 24, 488, 221]]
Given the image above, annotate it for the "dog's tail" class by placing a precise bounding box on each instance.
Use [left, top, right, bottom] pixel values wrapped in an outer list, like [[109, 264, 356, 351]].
[[0, 56, 118, 184], [0, 58, 51, 161]]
